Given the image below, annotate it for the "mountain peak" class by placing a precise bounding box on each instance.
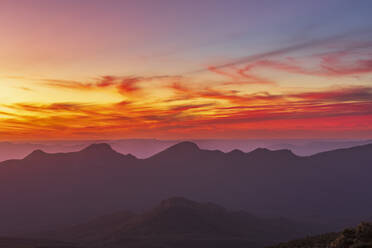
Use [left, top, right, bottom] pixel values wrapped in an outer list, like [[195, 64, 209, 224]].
[[165, 141, 200, 153], [250, 147, 271, 154], [82, 143, 116, 153], [79, 143, 137, 159], [228, 149, 246, 156], [248, 148, 298, 159], [24, 149, 47, 160]]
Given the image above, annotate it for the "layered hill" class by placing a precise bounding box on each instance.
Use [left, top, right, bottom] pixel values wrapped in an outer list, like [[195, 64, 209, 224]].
[[43, 197, 316, 248], [1, 142, 372, 234]]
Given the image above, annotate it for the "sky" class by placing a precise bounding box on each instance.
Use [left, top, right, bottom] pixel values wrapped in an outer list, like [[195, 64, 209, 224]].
[[1, 0, 372, 140]]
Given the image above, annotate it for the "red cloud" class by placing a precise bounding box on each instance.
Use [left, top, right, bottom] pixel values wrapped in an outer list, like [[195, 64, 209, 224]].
[[117, 77, 141, 95], [44, 75, 143, 95], [2, 71, 372, 140]]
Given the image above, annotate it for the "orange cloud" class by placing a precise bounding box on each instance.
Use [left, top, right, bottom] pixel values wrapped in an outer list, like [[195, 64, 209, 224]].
[[44, 75, 182, 99], [2, 83, 372, 140]]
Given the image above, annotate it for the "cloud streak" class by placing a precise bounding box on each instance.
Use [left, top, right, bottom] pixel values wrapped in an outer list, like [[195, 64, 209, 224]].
[[2, 82, 372, 140], [200, 29, 372, 72], [201, 30, 372, 84]]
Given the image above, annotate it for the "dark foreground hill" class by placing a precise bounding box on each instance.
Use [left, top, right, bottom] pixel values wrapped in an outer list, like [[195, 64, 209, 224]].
[[268, 222, 372, 248], [1, 142, 372, 234], [42, 197, 316, 248], [0, 237, 78, 248]]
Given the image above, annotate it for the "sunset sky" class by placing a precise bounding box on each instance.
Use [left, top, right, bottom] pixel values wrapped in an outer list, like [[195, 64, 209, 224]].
[[1, 0, 372, 140]]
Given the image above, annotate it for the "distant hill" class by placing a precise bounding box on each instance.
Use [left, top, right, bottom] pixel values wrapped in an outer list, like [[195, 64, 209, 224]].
[[1, 142, 372, 234], [267, 222, 372, 248], [2, 139, 372, 162], [42, 197, 317, 248]]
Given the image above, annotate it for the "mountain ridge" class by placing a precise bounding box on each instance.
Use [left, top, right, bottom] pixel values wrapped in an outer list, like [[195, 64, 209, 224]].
[[16, 140, 372, 163], [0, 142, 372, 235], [40, 197, 318, 248]]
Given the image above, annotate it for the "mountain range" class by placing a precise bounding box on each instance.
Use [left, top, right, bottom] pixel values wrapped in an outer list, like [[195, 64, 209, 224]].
[[2, 139, 372, 162], [1, 141, 372, 236]]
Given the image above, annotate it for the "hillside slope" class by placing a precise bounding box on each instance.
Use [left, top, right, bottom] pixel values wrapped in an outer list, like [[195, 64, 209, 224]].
[[43, 197, 317, 248], [268, 222, 372, 248], [1, 142, 372, 234]]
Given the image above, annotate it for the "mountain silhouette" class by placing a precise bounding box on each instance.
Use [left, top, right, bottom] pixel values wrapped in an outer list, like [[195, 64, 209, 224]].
[[2, 139, 371, 162], [162, 141, 201, 154], [0, 142, 372, 235], [82, 143, 117, 153], [24, 149, 48, 160], [42, 197, 316, 248], [149, 141, 207, 161]]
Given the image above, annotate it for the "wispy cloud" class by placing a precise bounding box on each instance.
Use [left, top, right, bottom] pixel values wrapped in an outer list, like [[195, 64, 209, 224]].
[[226, 49, 372, 78], [2, 81, 372, 139], [201, 30, 372, 84], [201, 29, 372, 72], [43, 75, 182, 97]]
